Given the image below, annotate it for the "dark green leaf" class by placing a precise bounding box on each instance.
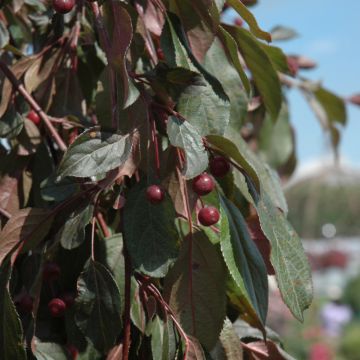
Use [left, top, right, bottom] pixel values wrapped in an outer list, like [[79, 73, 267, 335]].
[[0, 20, 10, 49], [57, 127, 133, 181], [223, 25, 282, 121], [226, 0, 271, 42], [0, 108, 24, 139], [167, 116, 208, 179], [161, 14, 230, 136], [124, 180, 180, 277], [41, 174, 80, 202], [220, 196, 268, 325], [164, 231, 227, 351], [314, 87, 347, 125], [75, 259, 122, 352], [33, 341, 70, 360], [258, 103, 293, 168], [256, 192, 313, 321], [260, 43, 289, 74], [210, 318, 243, 360], [0, 263, 27, 360], [58, 204, 93, 250], [149, 316, 178, 360], [218, 26, 251, 94], [206, 135, 260, 193]]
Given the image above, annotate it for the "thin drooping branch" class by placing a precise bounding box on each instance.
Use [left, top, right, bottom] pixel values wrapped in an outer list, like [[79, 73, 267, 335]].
[[0, 61, 67, 152], [95, 212, 111, 238], [176, 150, 196, 337], [122, 243, 132, 360]]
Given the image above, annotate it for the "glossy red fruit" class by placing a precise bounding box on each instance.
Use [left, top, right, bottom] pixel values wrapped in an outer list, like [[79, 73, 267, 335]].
[[157, 48, 165, 61], [48, 298, 66, 317], [192, 173, 215, 196], [67, 344, 79, 359], [209, 156, 231, 177], [27, 110, 40, 126], [43, 262, 61, 282], [60, 292, 75, 308], [17, 293, 33, 313], [146, 185, 165, 204], [53, 0, 75, 14], [198, 206, 220, 227]]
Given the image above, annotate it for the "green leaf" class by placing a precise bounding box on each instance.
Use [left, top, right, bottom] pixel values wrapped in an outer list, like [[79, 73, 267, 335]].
[[203, 39, 248, 132], [41, 174, 80, 202], [260, 42, 289, 74], [58, 204, 94, 250], [124, 180, 180, 277], [75, 259, 122, 352], [218, 26, 251, 94], [220, 196, 268, 325], [33, 341, 70, 360], [57, 127, 133, 181], [210, 318, 243, 360], [226, 0, 271, 42], [0, 208, 53, 266], [206, 135, 260, 193], [256, 192, 313, 321], [164, 231, 227, 351], [167, 116, 208, 179], [0, 20, 10, 49], [95, 68, 112, 129], [270, 26, 298, 41], [314, 87, 347, 125], [0, 108, 24, 139], [0, 264, 27, 360], [161, 14, 230, 136], [223, 25, 282, 121], [258, 103, 293, 168], [149, 316, 178, 360]]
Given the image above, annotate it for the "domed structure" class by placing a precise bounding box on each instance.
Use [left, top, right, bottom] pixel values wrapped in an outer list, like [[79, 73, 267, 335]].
[[285, 162, 360, 239]]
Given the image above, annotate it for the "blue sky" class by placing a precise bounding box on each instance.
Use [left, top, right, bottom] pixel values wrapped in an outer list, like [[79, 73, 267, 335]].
[[226, 0, 360, 167]]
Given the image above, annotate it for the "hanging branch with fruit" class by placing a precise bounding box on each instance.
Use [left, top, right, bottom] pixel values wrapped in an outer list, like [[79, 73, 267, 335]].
[[0, 0, 357, 359]]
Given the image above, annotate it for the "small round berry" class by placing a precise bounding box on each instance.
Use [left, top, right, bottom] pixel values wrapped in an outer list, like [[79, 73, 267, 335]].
[[66, 344, 79, 359], [198, 206, 220, 227], [43, 262, 61, 282], [17, 293, 33, 313], [209, 156, 231, 178], [48, 298, 66, 317], [27, 110, 41, 126], [234, 18, 243, 27], [53, 0, 75, 14], [60, 292, 75, 308], [146, 185, 165, 204], [192, 173, 215, 196]]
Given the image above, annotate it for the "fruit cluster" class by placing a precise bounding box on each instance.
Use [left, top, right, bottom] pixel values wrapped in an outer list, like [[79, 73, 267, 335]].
[[146, 156, 230, 227]]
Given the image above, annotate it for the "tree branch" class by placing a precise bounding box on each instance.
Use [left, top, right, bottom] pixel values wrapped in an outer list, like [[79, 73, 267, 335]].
[[0, 60, 68, 152]]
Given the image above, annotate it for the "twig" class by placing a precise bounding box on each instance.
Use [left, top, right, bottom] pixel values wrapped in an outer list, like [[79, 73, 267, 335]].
[[91, 217, 96, 261], [123, 244, 132, 360], [0, 60, 67, 152], [176, 149, 196, 337], [95, 212, 111, 238]]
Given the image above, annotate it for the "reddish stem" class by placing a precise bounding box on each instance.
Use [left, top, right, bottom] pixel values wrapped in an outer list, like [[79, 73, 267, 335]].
[[95, 212, 111, 238], [0, 61, 67, 152], [122, 244, 132, 360], [176, 149, 196, 337], [0, 207, 11, 219]]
